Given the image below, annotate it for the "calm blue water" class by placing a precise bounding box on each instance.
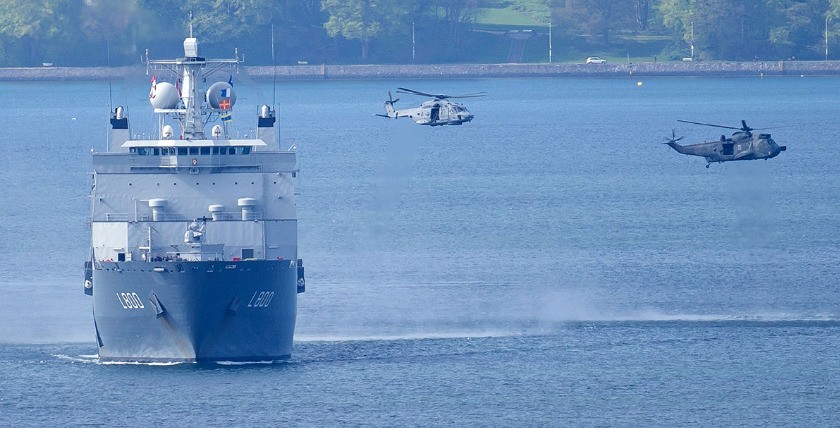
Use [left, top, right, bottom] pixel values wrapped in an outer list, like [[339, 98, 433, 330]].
[[2, 75, 840, 425]]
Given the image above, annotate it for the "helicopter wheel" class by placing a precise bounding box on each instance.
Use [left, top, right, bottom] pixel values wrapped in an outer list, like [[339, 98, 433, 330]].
[[705, 164, 710, 169]]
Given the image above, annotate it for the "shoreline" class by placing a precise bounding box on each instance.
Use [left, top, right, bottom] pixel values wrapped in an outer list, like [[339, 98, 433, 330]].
[[3, 61, 840, 81]]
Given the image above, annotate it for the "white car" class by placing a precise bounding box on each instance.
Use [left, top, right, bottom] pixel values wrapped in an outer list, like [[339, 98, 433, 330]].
[[585, 57, 606, 64]]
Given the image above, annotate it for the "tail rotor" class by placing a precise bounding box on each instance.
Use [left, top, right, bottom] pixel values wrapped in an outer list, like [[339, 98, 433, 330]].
[[663, 129, 684, 145], [376, 91, 400, 118]]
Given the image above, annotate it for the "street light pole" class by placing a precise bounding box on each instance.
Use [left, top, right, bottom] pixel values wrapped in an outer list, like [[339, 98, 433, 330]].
[[548, 21, 552, 64]]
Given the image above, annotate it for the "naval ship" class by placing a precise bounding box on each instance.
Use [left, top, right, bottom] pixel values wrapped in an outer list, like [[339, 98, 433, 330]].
[[83, 36, 304, 362]]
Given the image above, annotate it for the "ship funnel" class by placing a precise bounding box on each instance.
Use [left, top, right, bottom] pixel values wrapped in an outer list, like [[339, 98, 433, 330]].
[[237, 198, 257, 221], [256, 104, 277, 150], [208, 204, 225, 221], [148, 198, 167, 221]]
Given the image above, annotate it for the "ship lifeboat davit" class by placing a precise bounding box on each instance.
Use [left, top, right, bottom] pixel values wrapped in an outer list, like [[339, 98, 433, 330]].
[[149, 82, 180, 109], [206, 82, 237, 109]]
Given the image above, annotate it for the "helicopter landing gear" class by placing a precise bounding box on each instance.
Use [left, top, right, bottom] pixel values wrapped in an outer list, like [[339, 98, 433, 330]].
[[705, 164, 710, 169]]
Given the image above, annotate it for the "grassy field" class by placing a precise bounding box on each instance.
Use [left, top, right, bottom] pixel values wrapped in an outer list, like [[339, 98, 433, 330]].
[[468, 1, 674, 64]]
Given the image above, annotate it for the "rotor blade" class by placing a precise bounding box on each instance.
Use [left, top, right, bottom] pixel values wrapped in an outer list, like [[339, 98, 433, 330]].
[[446, 92, 486, 99], [396, 87, 441, 98], [677, 120, 742, 130]]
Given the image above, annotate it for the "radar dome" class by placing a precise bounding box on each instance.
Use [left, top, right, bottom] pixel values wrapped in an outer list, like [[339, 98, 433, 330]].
[[149, 82, 179, 109], [206, 82, 237, 109], [162, 125, 175, 139]]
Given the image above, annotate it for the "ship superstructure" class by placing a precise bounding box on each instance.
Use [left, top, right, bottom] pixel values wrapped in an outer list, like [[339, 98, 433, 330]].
[[84, 36, 304, 362]]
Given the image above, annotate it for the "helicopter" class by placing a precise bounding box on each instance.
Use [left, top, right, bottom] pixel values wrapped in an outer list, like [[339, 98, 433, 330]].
[[376, 87, 485, 126], [664, 120, 786, 168]]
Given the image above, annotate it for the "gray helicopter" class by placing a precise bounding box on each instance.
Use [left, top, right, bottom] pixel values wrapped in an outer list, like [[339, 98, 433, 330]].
[[376, 87, 485, 126], [665, 120, 786, 168]]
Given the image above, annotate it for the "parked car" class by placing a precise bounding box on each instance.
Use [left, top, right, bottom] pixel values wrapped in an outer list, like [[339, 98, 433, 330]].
[[585, 57, 607, 64]]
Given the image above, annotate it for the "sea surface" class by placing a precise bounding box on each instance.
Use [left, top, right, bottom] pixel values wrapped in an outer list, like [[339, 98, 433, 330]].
[[2, 75, 840, 426]]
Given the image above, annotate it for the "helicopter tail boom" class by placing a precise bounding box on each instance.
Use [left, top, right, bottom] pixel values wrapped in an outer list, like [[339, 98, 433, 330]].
[[665, 140, 689, 154]]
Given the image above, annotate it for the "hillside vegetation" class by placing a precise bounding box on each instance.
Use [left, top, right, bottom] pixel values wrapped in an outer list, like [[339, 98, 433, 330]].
[[1, 1, 839, 66]]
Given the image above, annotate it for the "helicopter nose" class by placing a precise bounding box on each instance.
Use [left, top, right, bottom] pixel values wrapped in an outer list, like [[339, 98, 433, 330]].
[[779, 146, 787, 151]]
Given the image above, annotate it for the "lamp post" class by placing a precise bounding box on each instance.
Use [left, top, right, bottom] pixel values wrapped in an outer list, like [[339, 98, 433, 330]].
[[548, 21, 552, 64]]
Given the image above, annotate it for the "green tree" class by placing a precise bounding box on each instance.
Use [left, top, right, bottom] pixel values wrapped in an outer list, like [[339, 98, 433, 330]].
[[660, 0, 774, 60], [766, 0, 827, 59], [433, 0, 479, 45], [321, 0, 405, 62], [0, 0, 83, 65]]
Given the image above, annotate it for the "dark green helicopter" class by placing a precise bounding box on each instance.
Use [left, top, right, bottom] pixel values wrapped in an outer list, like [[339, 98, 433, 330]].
[[665, 120, 786, 168]]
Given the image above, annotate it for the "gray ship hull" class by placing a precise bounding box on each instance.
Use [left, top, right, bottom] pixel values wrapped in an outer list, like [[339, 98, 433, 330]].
[[91, 259, 298, 362]]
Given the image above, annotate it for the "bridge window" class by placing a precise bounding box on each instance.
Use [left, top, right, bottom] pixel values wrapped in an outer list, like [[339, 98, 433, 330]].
[[200, 147, 211, 155], [189, 147, 199, 155], [178, 147, 187, 155]]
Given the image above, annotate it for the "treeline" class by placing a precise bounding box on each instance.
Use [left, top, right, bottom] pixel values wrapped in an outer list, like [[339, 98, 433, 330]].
[[2, 0, 840, 66]]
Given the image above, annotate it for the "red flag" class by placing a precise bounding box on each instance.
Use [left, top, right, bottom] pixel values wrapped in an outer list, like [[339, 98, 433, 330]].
[[149, 75, 157, 99], [219, 98, 231, 110]]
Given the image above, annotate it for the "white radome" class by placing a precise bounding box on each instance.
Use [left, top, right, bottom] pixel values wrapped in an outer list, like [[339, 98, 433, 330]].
[[149, 82, 180, 109], [206, 82, 237, 109]]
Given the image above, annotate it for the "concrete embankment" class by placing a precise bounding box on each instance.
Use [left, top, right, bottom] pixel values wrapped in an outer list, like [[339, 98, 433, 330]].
[[4, 61, 840, 81]]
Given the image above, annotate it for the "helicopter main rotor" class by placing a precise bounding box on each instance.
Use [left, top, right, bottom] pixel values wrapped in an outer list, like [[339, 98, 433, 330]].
[[677, 119, 755, 133], [396, 87, 486, 100]]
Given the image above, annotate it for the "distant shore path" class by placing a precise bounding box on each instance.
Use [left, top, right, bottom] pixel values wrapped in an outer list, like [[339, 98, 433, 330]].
[[3, 61, 840, 81]]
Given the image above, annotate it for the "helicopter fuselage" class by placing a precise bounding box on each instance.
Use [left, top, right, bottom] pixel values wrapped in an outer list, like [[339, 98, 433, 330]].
[[379, 87, 483, 126], [385, 99, 474, 126], [667, 132, 786, 165]]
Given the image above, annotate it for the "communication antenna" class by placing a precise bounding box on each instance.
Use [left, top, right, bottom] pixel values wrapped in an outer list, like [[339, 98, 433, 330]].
[[106, 37, 112, 111], [106, 36, 113, 151], [272, 24, 277, 108], [189, 11, 193, 38]]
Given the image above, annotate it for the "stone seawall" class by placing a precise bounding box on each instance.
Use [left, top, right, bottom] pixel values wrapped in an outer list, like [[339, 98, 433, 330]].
[[3, 61, 840, 81]]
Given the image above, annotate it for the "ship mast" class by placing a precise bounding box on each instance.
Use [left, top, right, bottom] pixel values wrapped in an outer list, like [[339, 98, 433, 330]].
[[145, 26, 240, 140]]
